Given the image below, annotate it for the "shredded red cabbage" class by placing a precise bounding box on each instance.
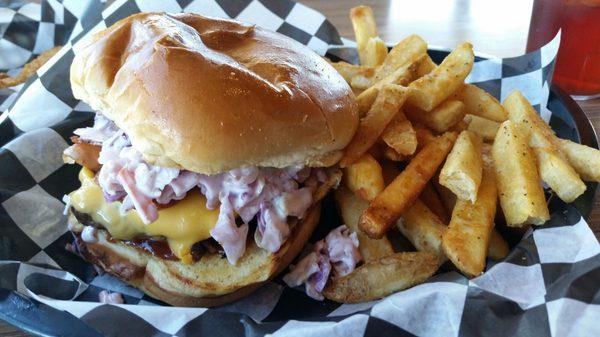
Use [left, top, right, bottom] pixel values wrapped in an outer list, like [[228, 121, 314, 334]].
[[283, 225, 361, 300], [70, 114, 318, 264]]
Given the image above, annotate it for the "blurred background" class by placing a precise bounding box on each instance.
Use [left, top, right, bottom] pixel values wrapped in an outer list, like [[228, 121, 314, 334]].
[[302, 0, 533, 58]]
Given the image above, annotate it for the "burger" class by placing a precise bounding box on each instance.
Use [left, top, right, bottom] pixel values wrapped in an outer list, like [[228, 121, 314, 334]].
[[61, 12, 358, 306]]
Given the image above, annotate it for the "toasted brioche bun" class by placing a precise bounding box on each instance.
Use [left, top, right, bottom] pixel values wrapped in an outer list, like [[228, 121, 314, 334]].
[[69, 205, 319, 307], [70, 12, 359, 175]]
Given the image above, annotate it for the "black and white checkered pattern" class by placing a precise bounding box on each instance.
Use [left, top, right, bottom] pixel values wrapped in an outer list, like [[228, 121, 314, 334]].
[[1, 1, 599, 336], [0, 0, 83, 137], [2, 208, 599, 337]]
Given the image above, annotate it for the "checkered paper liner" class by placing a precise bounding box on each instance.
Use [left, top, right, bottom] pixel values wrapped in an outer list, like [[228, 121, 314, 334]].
[[0, 1, 599, 336]]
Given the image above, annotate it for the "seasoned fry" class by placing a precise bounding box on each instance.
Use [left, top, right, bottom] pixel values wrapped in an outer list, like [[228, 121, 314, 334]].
[[533, 148, 586, 202], [559, 139, 600, 182], [504, 91, 586, 202], [442, 159, 497, 277], [410, 169, 508, 261], [448, 119, 469, 133], [407, 43, 474, 111], [406, 99, 467, 133], [350, 75, 373, 90], [350, 6, 379, 65], [492, 121, 549, 226], [363, 37, 388, 66], [335, 186, 394, 261], [359, 132, 458, 238], [438, 137, 507, 260], [459, 84, 508, 122], [341, 84, 409, 167], [466, 114, 500, 142], [382, 145, 408, 162], [397, 200, 447, 262], [373, 34, 428, 83], [356, 63, 416, 115], [416, 55, 436, 78], [0, 46, 61, 89], [439, 131, 483, 203], [356, 88, 383, 118], [322, 252, 439, 303], [488, 230, 510, 260], [420, 183, 449, 222], [381, 112, 417, 155], [415, 126, 436, 151], [343, 153, 385, 201], [481, 143, 494, 167], [328, 60, 375, 85]]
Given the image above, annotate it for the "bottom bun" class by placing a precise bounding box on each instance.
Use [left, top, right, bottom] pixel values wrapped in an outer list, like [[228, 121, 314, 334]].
[[70, 204, 321, 307]]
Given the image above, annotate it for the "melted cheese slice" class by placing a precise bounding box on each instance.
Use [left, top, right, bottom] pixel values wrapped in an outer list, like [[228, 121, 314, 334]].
[[69, 168, 219, 263]]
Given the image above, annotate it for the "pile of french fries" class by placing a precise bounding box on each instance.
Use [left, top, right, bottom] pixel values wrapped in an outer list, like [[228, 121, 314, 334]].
[[324, 6, 600, 303]]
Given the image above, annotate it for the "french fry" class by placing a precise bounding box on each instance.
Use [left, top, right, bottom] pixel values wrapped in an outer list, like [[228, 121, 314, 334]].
[[406, 99, 467, 133], [448, 119, 469, 133], [433, 178, 508, 263], [341, 84, 409, 167], [343, 153, 385, 201], [415, 125, 436, 151], [435, 174, 508, 259], [559, 139, 600, 182], [488, 230, 510, 260], [442, 159, 497, 277], [397, 200, 447, 262], [335, 186, 394, 261], [350, 6, 379, 65], [415, 55, 436, 78], [466, 114, 500, 142], [373, 35, 428, 83], [328, 61, 375, 85], [459, 84, 508, 122], [382, 145, 408, 162], [356, 62, 416, 116], [492, 121, 549, 226], [439, 131, 483, 203], [381, 112, 417, 155], [407, 42, 474, 111], [322, 252, 439, 303], [504, 91, 586, 202], [359, 132, 458, 238], [350, 75, 373, 91], [420, 183, 449, 222], [481, 143, 494, 168], [533, 148, 586, 202], [363, 37, 388, 67]]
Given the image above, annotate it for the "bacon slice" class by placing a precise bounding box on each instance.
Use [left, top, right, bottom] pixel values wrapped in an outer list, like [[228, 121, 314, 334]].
[[63, 136, 101, 171]]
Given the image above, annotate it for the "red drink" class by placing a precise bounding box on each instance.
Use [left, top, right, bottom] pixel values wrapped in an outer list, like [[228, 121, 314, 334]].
[[527, 0, 600, 98]]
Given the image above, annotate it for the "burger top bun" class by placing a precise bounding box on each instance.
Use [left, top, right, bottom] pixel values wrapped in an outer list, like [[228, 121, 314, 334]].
[[71, 12, 359, 174]]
